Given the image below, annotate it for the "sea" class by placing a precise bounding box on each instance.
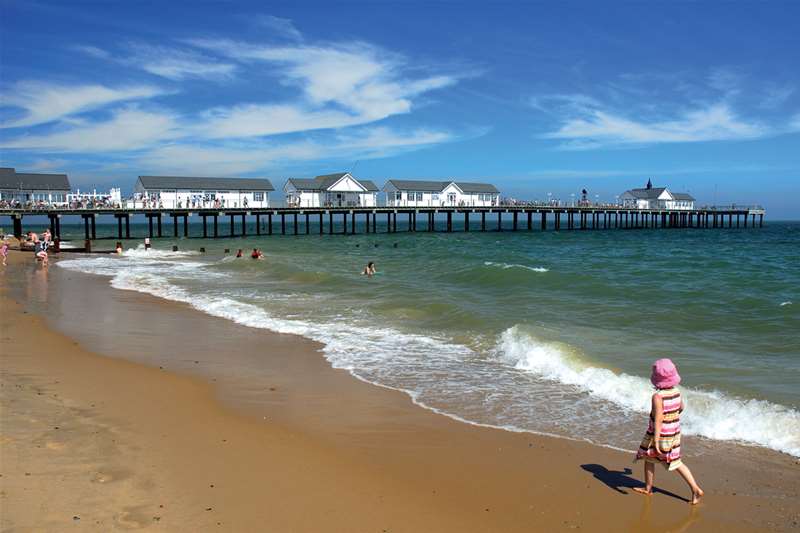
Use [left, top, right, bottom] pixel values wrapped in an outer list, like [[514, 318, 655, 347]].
[[50, 218, 800, 458]]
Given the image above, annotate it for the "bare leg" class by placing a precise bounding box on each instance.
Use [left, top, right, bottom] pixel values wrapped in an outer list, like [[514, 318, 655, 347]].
[[633, 461, 655, 495], [675, 464, 704, 504]]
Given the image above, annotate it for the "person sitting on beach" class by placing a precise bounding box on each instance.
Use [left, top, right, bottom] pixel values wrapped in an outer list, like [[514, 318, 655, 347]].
[[1, 238, 9, 266], [236, 249, 243, 258], [362, 262, 376, 277], [251, 248, 263, 259], [634, 358, 704, 504]]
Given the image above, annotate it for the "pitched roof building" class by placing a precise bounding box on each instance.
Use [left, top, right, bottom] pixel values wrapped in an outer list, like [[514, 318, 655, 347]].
[[384, 179, 500, 207], [133, 175, 274, 208], [620, 180, 695, 210], [284, 172, 378, 207], [0, 167, 71, 205]]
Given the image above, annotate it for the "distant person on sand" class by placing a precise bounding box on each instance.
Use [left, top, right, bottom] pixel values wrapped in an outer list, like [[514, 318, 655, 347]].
[[634, 358, 703, 504], [236, 249, 243, 258], [34, 239, 48, 265], [251, 248, 263, 259], [1, 238, 8, 266], [362, 262, 376, 276]]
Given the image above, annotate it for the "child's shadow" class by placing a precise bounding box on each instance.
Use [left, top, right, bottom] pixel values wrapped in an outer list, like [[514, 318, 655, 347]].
[[580, 464, 689, 502]]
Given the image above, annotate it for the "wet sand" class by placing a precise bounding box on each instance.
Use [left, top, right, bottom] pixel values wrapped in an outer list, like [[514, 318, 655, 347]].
[[1, 250, 798, 532]]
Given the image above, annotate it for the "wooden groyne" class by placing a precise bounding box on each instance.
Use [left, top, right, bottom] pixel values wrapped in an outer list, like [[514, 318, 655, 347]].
[[1, 206, 766, 240]]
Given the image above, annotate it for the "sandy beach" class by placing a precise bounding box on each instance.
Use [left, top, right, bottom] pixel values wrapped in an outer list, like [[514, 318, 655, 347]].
[[1, 249, 798, 532]]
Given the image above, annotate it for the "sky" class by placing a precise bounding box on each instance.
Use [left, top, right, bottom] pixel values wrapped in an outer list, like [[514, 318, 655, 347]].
[[1, 1, 799, 217]]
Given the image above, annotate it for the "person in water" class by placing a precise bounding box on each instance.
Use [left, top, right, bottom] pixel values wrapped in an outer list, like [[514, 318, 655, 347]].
[[236, 249, 243, 258], [634, 358, 704, 504], [251, 248, 263, 259], [362, 262, 376, 276]]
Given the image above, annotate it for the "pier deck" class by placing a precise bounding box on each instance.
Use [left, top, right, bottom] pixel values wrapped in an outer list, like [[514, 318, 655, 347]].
[[1, 205, 766, 241]]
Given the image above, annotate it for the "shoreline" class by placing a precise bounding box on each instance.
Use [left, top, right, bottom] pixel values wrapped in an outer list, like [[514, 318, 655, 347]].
[[2, 250, 799, 531]]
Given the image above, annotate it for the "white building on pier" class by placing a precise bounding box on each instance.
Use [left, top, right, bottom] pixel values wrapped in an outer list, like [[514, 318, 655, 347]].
[[620, 180, 695, 210], [133, 176, 274, 209], [0, 167, 71, 206], [383, 179, 500, 207], [284, 172, 379, 208]]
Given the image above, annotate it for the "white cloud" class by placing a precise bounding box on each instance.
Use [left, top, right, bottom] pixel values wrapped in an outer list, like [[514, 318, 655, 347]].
[[126, 45, 237, 81], [187, 39, 457, 135], [253, 15, 303, 41], [0, 82, 165, 128], [1, 107, 179, 151], [72, 45, 111, 59], [137, 126, 456, 175], [542, 100, 767, 148]]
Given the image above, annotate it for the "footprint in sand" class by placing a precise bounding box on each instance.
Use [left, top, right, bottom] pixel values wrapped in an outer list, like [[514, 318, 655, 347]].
[[45, 441, 65, 450]]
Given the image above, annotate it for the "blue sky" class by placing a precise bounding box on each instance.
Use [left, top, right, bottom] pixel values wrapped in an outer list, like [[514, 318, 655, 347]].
[[1, 1, 799, 217]]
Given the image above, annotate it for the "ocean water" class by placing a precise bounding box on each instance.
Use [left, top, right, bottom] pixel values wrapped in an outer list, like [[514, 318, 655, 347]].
[[53, 219, 800, 457]]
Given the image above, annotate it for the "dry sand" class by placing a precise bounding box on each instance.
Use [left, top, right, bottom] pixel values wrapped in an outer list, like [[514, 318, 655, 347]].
[[1, 250, 798, 532]]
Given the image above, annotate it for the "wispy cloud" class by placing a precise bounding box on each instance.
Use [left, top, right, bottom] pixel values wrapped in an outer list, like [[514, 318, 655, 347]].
[[187, 39, 457, 134], [72, 44, 111, 59], [253, 15, 303, 41], [2, 107, 179, 151], [0, 82, 165, 128], [126, 44, 237, 81], [545, 103, 766, 147]]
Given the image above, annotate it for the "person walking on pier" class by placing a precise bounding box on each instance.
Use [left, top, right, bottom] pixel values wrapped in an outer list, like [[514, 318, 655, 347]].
[[634, 358, 704, 504]]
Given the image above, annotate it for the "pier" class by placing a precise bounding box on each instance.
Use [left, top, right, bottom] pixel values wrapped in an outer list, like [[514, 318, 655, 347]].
[[1, 205, 765, 241]]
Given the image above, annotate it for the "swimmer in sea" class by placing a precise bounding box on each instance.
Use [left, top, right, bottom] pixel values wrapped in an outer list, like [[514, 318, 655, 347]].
[[236, 249, 243, 258], [251, 248, 264, 259], [362, 261, 376, 276]]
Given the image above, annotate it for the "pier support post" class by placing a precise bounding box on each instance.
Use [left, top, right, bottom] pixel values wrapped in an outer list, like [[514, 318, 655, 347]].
[[281, 213, 286, 235], [242, 214, 246, 237], [372, 212, 377, 233], [555, 211, 561, 231], [147, 215, 154, 238], [51, 215, 58, 238], [541, 211, 547, 230], [202, 215, 208, 237], [481, 211, 486, 231], [743, 213, 748, 228], [351, 211, 355, 234], [90, 215, 96, 240], [408, 211, 413, 232], [256, 214, 261, 236], [392, 212, 397, 233], [116, 215, 123, 239], [759, 214, 763, 227], [447, 211, 452, 232], [330, 212, 334, 235], [497, 211, 502, 232], [294, 213, 299, 235], [319, 212, 324, 235], [173, 214, 179, 237], [156, 215, 162, 237], [183, 215, 189, 237], [306, 213, 310, 234], [464, 211, 469, 232], [212, 215, 218, 237], [512, 211, 518, 231], [13, 216, 23, 239], [124, 215, 130, 238], [230, 214, 235, 237]]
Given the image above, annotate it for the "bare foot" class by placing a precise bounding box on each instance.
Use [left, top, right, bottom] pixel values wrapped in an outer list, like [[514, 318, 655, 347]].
[[633, 487, 652, 495], [691, 488, 704, 505]]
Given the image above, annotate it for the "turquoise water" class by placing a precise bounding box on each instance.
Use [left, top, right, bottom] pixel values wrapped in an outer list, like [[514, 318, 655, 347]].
[[55, 220, 800, 456]]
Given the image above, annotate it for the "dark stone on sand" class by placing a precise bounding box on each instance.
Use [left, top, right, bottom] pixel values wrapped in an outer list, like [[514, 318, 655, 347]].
[[73, 516, 80, 521], [206, 507, 212, 511]]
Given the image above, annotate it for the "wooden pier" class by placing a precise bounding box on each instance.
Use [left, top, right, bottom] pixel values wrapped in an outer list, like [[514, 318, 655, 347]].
[[1, 205, 766, 241]]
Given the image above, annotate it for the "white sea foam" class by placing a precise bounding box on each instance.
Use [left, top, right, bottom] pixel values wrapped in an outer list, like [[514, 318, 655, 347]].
[[484, 261, 548, 272], [56, 253, 800, 459], [780, 301, 792, 306], [496, 325, 800, 457]]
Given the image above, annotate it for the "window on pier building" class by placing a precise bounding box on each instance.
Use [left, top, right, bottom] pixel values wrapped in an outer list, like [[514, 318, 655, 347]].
[[416, 192, 423, 201], [253, 192, 264, 201], [406, 192, 415, 201], [395, 192, 402, 201], [432, 194, 439, 201]]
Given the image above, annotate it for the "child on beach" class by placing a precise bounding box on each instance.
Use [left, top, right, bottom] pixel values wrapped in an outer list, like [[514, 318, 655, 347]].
[[634, 358, 704, 504], [1, 238, 8, 266]]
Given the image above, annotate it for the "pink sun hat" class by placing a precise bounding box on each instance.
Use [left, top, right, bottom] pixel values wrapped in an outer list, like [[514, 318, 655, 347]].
[[651, 358, 681, 389]]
